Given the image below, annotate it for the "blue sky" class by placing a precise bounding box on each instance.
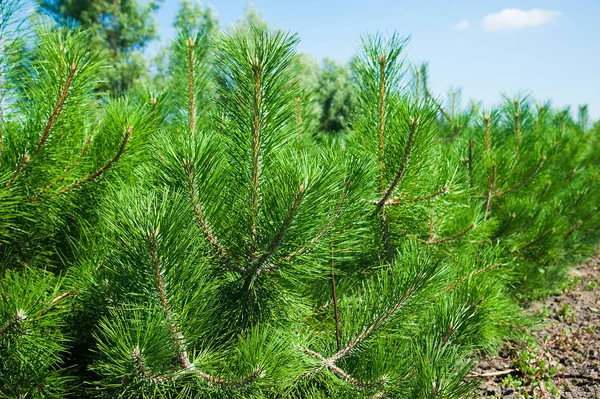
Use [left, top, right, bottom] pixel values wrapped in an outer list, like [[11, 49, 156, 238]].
[[153, 0, 600, 120]]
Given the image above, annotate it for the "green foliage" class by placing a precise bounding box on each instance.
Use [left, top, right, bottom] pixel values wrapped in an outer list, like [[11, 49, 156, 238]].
[[0, 269, 72, 398], [0, 24, 153, 273], [1, 3, 599, 398]]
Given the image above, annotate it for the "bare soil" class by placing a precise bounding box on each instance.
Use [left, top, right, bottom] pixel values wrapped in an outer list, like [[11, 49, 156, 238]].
[[476, 256, 600, 398]]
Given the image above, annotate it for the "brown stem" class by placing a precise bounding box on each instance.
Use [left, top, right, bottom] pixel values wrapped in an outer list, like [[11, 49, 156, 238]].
[[426, 223, 476, 245], [484, 114, 491, 156], [255, 185, 305, 275], [132, 346, 170, 384], [377, 117, 418, 207], [513, 99, 520, 147], [262, 178, 349, 272], [183, 160, 234, 267], [250, 61, 263, 251], [38, 62, 77, 154], [147, 229, 190, 369], [329, 282, 423, 364], [57, 126, 131, 195], [187, 38, 196, 132], [7, 63, 77, 187], [35, 136, 91, 198], [298, 347, 388, 389], [0, 309, 26, 336], [485, 163, 496, 221], [494, 156, 546, 198]]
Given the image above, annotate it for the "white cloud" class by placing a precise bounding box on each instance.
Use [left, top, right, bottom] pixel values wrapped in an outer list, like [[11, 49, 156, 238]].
[[482, 8, 561, 31], [454, 20, 470, 30]]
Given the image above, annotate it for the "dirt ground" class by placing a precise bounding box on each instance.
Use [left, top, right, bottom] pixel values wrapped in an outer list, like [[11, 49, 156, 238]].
[[476, 256, 600, 398]]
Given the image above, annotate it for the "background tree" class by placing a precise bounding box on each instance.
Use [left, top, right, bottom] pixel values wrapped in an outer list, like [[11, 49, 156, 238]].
[[39, 0, 162, 95], [317, 58, 355, 135]]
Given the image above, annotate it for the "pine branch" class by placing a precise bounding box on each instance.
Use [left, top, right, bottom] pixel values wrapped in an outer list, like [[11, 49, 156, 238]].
[[38, 62, 77, 153], [6, 63, 78, 187], [494, 156, 546, 198], [0, 290, 74, 338], [261, 179, 349, 272], [183, 160, 238, 270], [254, 185, 305, 275], [386, 185, 449, 206], [425, 223, 476, 245], [147, 228, 192, 370], [57, 126, 132, 195], [513, 228, 555, 253], [0, 291, 75, 336], [484, 114, 491, 155], [517, 181, 551, 234], [565, 220, 583, 239], [31, 291, 75, 320], [145, 230, 262, 387], [514, 104, 521, 147], [34, 136, 92, 198], [132, 346, 170, 384], [0, 309, 26, 336], [298, 347, 388, 389], [329, 282, 423, 363], [377, 117, 418, 207], [484, 163, 496, 221], [425, 88, 451, 122], [250, 59, 263, 251]]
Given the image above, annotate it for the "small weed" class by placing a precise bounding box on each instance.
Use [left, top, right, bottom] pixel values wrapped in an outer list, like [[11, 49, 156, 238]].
[[560, 276, 582, 293], [585, 324, 596, 334], [586, 280, 598, 291], [535, 306, 552, 318], [557, 303, 576, 323]]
